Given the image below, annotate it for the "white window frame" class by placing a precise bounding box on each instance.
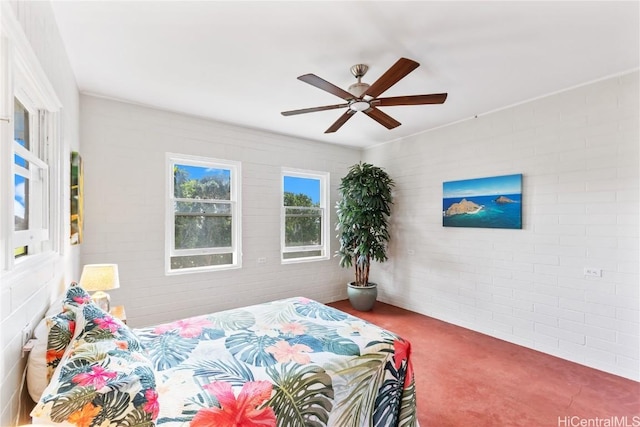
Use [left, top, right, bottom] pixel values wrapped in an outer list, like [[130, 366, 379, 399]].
[[281, 168, 330, 264], [1, 3, 62, 275], [165, 153, 242, 274], [12, 97, 50, 254]]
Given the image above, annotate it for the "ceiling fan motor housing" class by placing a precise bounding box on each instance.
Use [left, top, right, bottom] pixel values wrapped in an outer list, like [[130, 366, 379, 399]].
[[350, 64, 369, 79], [348, 64, 370, 98], [348, 82, 370, 98]]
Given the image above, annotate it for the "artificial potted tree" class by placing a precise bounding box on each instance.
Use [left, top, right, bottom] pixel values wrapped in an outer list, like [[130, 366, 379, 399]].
[[336, 162, 394, 311]]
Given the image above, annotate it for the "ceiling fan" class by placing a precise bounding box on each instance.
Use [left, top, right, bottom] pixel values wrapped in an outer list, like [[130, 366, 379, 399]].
[[281, 57, 447, 134]]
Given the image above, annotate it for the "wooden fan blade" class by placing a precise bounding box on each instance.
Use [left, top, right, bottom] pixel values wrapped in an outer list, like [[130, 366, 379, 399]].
[[281, 103, 349, 116], [374, 93, 448, 106], [298, 74, 356, 101], [364, 107, 401, 129], [363, 58, 420, 98], [325, 110, 355, 133]]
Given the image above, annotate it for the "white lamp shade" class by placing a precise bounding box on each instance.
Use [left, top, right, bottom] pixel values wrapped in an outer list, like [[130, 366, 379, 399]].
[[79, 264, 120, 291]]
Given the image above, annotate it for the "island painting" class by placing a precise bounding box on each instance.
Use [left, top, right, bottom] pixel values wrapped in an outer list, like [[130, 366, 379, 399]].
[[443, 174, 522, 229]]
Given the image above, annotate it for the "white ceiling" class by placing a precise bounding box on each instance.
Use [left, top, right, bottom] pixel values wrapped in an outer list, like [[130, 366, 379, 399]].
[[50, 1, 639, 149]]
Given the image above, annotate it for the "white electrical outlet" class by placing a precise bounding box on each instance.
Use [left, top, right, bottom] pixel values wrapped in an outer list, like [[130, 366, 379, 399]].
[[257, 257, 267, 264], [584, 268, 602, 277], [22, 324, 31, 348]]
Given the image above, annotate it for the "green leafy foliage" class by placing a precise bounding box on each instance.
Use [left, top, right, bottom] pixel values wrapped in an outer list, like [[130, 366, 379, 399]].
[[120, 408, 156, 427], [207, 309, 256, 331], [225, 331, 278, 367], [172, 165, 232, 269], [321, 334, 360, 356], [279, 324, 360, 357], [295, 302, 348, 321], [336, 162, 394, 286], [173, 165, 230, 200], [82, 326, 117, 342], [47, 313, 75, 351], [266, 363, 334, 427], [188, 357, 255, 387], [143, 331, 199, 371], [133, 365, 157, 391], [284, 192, 321, 247], [94, 390, 131, 424], [373, 361, 404, 426], [259, 301, 301, 325], [49, 386, 97, 421], [398, 381, 418, 427], [330, 353, 388, 426]]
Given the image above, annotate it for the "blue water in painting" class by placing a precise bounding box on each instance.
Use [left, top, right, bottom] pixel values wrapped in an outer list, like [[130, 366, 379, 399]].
[[442, 194, 522, 229]]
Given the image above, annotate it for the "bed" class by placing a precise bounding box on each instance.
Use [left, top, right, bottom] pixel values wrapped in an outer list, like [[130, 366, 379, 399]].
[[29, 286, 417, 426]]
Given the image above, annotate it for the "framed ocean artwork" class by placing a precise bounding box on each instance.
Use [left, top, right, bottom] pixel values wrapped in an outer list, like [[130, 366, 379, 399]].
[[443, 174, 522, 229]]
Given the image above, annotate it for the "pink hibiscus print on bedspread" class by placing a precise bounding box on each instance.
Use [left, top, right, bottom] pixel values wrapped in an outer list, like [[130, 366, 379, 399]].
[[153, 316, 214, 338], [72, 365, 117, 389], [265, 340, 312, 364], [191, 381, 276, 427], [94, 315, 120, 333], [280, 322, 306, 335], [143, 388, 160, 418], [73, 295, 91, 304]]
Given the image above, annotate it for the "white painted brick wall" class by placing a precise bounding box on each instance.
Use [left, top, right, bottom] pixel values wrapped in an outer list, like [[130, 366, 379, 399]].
[[80, 95, 358, 328], [364, 71, 640, 381], [1, 2, 80, 425]]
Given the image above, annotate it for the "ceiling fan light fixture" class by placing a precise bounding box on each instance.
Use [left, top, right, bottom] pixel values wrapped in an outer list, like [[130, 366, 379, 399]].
[[349, 100, 370, 112]]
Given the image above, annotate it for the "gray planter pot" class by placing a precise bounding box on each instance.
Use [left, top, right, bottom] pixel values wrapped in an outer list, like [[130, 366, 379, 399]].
[[347, 282, 378, 311]]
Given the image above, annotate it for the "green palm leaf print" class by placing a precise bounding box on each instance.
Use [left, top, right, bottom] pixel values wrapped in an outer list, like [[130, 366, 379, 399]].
[[266, 363, 334, 427]]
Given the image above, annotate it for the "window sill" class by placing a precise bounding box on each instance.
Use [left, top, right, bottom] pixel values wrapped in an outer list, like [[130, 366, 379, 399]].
[[165, 263, 242, 276], [281, 255, 330, 265]]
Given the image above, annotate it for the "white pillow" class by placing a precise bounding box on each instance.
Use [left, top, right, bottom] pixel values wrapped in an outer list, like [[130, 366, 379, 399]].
[[28, 287, 83, 402], [45, 293, 65, 317], [26, 318, 49, 402]]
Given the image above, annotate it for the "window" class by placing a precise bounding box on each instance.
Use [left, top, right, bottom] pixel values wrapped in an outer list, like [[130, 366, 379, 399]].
[[166, 153, 241, 274], [13, 97, 49, 258], [281, 168, 329, 263], [1, 9, 61, 273]]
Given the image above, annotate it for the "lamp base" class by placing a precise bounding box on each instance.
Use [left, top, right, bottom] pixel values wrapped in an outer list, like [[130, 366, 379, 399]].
[[91, 291, 111, 312]]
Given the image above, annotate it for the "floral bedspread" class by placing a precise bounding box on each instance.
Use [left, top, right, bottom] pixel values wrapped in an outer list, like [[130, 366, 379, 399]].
[[31, 287, 158, 427], [134, 297, 417, 427]]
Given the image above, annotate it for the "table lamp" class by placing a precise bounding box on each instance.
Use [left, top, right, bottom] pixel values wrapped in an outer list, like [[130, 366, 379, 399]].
[[79, 264, 120, 312]]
